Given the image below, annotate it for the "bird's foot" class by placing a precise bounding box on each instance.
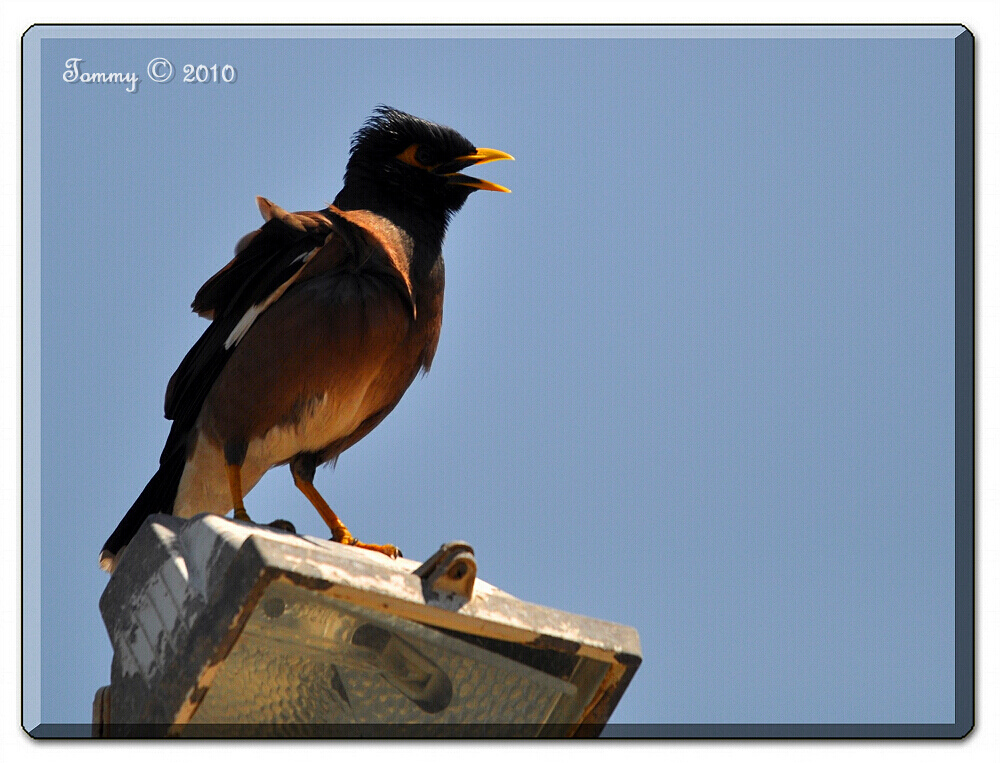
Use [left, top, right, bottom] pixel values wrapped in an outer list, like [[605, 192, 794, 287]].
[[266, 519, 297, 534], [351, 540, 402, 558], [231, 507, 297, 535], [331, 531, 401, 559]]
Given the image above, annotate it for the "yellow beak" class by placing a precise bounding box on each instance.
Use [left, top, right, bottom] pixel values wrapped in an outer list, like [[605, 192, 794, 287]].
[[444, 148, 514, 193]]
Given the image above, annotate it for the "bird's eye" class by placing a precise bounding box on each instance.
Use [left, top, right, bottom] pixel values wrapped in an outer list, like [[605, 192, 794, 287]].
[[396, 143, 439, 171], [415, 146, 436, 166]]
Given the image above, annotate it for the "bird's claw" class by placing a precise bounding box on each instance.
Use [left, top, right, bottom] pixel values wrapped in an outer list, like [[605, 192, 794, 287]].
[[266, 519, 297, 534], [364, 543, 401, 559], [334, 535, 400, 559]]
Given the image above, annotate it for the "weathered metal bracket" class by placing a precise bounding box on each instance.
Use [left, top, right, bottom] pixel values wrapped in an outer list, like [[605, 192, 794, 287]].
[[413, 541, 477, 609]]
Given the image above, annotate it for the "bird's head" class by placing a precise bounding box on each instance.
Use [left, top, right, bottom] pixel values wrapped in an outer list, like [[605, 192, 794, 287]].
[[336, 106, 513, 227]]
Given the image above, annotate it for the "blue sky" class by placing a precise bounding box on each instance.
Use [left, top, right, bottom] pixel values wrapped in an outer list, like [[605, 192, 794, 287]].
[[24, 26, 964, 732]]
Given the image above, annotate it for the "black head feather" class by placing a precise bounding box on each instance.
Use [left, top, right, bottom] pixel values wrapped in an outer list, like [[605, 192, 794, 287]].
[[349, 105, 476, 165], [335, 106, 482, 230]]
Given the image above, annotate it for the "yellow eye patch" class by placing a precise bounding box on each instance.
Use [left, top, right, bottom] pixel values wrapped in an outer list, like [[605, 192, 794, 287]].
[[396, 143, 438, 171]]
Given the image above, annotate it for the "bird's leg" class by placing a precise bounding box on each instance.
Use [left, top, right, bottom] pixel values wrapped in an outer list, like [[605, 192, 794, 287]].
[[224, 440, 252, 522], [226, 463, 252, 523], [290, 453, 400, 558], [223, 444, 295, 532]]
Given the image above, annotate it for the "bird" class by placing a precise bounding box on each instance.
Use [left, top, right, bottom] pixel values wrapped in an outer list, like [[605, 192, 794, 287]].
[[99, 106, 512, 572]]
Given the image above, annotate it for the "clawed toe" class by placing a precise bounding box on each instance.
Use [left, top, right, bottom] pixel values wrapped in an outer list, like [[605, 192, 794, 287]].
[[333, 535, 401, 559], [357, 542, 401, 559], [266, 519, 297, 534]]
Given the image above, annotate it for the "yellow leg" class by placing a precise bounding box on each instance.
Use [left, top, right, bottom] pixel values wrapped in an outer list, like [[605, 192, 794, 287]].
[[226, 463, 251, 523], [292, 473, 400, 558]]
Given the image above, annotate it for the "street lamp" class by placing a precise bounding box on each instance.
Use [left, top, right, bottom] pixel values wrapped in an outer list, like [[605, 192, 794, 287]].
[[95, 514, 641, 737]]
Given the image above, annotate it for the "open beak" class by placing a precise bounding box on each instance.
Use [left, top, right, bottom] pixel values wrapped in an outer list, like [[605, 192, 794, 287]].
[[441, 148, 514, 193]]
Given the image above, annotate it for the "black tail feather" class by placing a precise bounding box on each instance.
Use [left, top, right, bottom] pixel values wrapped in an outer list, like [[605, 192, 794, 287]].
[[101, 446, 186, 560]]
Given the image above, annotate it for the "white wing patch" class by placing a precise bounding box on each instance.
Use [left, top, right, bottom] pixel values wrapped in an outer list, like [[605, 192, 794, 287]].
[[223, 246, 320, 350]]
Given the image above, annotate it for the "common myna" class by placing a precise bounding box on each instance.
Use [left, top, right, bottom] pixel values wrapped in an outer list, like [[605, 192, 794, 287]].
[[99, 106, 512, 572]]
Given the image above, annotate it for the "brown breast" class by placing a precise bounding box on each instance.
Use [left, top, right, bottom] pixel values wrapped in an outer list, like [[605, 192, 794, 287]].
[[198, 208, 444, 468]]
